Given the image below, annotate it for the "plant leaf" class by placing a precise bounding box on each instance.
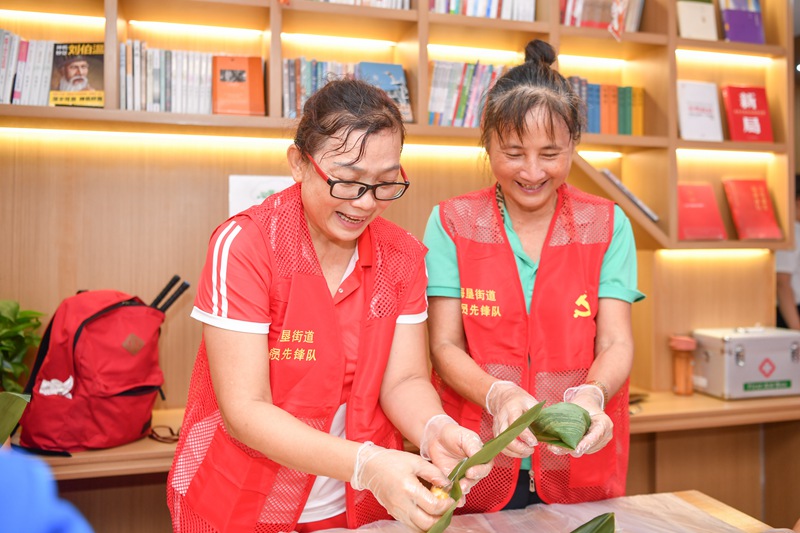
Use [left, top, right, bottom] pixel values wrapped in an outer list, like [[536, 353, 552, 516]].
[[0, 300, 20, 322], [427, 401, 545, 533], [0, 391, 30, 443], [570, 512, 615, 533]]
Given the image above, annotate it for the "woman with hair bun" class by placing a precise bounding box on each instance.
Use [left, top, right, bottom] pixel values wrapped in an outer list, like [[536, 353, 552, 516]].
[[425, 39, 645, 512]]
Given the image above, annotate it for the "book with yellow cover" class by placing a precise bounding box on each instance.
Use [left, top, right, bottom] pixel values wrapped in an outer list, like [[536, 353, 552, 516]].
[[48, 42, 104, 108]]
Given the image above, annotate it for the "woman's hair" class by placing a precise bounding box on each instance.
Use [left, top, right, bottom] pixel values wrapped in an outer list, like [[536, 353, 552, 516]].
[[480, 39, 585, 149], [294, 77, 406, 164]]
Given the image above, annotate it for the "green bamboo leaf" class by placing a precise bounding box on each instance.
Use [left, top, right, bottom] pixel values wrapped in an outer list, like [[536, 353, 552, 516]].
[[427, 401, 545, 533], [570, 512, 615, 533], [0, 391, 30, 443]]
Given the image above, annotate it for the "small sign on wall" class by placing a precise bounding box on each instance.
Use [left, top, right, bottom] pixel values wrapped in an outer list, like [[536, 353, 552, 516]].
[[228, 175, 294, 217]]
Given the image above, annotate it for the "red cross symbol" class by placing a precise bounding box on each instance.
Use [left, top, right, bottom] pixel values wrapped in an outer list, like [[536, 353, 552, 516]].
[[759, 358, 775, 378]]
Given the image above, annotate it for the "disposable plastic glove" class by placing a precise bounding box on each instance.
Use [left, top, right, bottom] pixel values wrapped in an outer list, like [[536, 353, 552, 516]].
[[419, 414, 490, 501], [551, 384, 613, 457], [350, 441, 453, 532], [485, 381, 538, 458]]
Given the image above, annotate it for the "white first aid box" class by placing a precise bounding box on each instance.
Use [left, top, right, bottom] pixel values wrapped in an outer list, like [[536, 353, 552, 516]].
[[692, 327, 800, 399]]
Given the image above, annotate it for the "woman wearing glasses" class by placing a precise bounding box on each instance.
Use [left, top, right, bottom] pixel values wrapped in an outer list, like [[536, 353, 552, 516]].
[[168, 78, 489, 533], [424, 39, 644, 513]]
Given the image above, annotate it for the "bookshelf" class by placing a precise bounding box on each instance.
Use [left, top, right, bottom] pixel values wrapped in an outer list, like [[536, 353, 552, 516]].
[[1, 0, 797, 528]]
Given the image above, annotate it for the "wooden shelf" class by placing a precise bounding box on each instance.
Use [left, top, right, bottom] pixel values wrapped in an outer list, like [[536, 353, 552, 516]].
[[36, 409, 183, 481], [27, 392, 799, 482], [629, 390, 800, 434]]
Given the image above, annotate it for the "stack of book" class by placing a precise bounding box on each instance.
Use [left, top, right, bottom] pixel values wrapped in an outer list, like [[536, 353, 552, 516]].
[[563, 0, 644, 32], [427, 60, 507, 127], [676, 0, 765, 43], [0, 30, 105, 108], [119, 40, 215, 114], [567, 75, 644, 136], [308, 0, 410, 7], [282, 58, 355, 119], [282, 59, 412, 122], [430, 0, 535, 21], [677, 80, 773, 142]]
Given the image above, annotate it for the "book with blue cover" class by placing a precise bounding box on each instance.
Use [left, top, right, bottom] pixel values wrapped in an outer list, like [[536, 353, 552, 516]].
[[721, 0, 765, 44], [356, 62, 413, 123]]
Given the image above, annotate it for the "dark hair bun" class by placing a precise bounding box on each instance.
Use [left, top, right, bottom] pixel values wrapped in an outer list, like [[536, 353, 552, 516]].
[[524, 39, 556, 67]]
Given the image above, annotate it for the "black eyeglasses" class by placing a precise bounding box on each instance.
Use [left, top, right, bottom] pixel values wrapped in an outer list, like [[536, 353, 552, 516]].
[[306, 153, 410, 201]]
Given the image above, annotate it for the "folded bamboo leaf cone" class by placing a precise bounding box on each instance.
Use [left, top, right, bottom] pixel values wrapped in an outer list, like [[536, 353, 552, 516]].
[[531, 402, 591, 450]]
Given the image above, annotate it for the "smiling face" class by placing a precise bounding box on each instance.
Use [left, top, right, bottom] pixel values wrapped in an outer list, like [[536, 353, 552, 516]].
[[488, 106, 574, 217], [288, 128, 403, 250]]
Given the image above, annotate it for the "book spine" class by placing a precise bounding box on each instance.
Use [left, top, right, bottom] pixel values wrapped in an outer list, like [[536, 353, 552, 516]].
[[163, 49, 171, 113], [119, 42, 126, 110], [2, 33, 20, 104], [631, 86, 644, 136], [40, 41, 54, 106], [132, 40, 141, 111], [0, 31, 10, 103], [453, 62, 476, 127], [24, 40, 41, 106], [11, 39, 29, 105]]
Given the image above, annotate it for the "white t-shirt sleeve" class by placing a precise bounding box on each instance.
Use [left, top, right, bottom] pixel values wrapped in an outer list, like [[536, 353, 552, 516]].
[[191, 216, 272, 334]]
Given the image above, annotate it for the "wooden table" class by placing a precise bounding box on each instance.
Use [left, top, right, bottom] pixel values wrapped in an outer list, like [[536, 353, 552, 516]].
[[674, 490, 776, 533], [28, 394, 800, 532]]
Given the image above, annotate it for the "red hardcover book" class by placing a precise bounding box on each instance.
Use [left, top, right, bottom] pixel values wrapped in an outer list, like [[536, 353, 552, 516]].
[[211, 56, 265, 116], [722, 178, 782, 240], [677, 182, 727, 241], [721, 85, 773, 142]]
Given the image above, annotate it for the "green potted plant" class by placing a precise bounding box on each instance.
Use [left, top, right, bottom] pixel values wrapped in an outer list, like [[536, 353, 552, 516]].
[[0, 299, 43, 393], [0, 300, 43, 445]]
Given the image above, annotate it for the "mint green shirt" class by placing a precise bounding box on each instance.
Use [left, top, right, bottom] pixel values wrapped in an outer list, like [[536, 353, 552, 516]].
[[423, 202, 645, 470]]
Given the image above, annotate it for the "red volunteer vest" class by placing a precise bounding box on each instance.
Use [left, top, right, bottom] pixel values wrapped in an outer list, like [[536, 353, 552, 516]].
[[436, 184, 629, 511], [167, 184, 426, 532]]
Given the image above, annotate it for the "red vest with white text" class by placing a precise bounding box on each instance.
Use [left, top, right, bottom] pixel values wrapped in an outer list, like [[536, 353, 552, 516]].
[[167, 184, 427, 532], [435, 184, 629, 511]]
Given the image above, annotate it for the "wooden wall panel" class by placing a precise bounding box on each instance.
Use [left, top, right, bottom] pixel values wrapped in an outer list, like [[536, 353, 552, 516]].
[[1, 135, 494, 407], [643, 250, 775, 391], [2, 131, 291, 408], [654, 425, 763, 521], [59, 474, 171, 532], [764, 421, 800, 528]]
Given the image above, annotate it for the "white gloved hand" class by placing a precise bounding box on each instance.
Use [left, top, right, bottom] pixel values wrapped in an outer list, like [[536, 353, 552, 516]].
[[550, 384, 613, 457], [485, 381, 538, 458], [351, 442, 453, 532], [419, 414, 491, 502]]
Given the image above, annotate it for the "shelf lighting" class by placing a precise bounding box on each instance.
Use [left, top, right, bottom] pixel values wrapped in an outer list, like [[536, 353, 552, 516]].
[[129, 20, 264, 38], [557, 55, 625, 70], [282, 33, 396, 50], [427, 44, 523, 65], [0, 128, 487, 155], [0, 9, 105, 28], [403, 144, 485, 157], [0, 127, 292, 150], [675, 49, 772, 67], [676, 148, 775, 162], [657, 249, 771, 261], [578, 150, 623, 162]]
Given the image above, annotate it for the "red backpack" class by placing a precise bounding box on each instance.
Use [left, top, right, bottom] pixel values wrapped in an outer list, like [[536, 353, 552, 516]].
[[18, 278, 188, 454]]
